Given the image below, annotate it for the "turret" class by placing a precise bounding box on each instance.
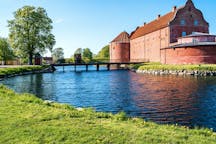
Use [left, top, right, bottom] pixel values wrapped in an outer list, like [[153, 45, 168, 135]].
[[110, 31, 130, 63]]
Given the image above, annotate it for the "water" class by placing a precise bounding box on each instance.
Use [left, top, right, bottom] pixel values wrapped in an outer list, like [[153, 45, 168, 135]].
[[1, 66, 216, 130]]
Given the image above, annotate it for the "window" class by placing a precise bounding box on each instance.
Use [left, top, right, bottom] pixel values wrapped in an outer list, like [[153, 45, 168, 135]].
[[182, 32, 187, 37], [194, 20, 198, 26], [180, 19, 185, 25]]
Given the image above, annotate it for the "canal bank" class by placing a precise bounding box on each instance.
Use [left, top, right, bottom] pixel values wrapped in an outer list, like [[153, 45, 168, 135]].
[[0, 85, 215, 143], [0, 65, 55, 80], [132, 63, 216, 76], [2, 66, 216, 131], [136, 69, 216, 76]]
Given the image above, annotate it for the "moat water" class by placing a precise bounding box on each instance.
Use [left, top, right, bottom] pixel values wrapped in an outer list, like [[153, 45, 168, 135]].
[[1, 66, 216, 130]]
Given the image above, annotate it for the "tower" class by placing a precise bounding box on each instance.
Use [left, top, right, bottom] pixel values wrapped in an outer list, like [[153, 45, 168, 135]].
[[110, 31, 130, 63]]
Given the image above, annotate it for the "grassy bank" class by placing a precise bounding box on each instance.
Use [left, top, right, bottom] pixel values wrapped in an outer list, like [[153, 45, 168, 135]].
[[0, 65, 49, 76], [0, 85, 216, 143], [131, 63, 216, 71]]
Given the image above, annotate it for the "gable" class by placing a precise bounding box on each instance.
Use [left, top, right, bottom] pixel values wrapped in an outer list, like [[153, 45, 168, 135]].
[[130, 0, 209, 40], [169, 0, 209, 27]]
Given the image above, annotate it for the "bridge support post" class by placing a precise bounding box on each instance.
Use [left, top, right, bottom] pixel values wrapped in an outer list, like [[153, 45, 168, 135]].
[[63, 66, 65, 72], [86, 64, 88, 71], [74, 64, 76, 72], [96, 64, 99, 71], [117, 64, 121, 69], [107, 64, 110, 71]]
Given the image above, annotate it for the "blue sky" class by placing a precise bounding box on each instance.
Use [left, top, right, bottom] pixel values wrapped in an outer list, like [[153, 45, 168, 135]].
[[0, 0, 215, 58]]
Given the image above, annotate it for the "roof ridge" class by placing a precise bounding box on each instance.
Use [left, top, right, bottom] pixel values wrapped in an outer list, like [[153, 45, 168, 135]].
[[130, 10, 176, 40], [130, 1, 193, 40]]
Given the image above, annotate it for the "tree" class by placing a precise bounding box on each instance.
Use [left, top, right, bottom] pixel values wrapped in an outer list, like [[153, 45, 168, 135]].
[[52, 47, 64, 63], [82, 48, 93, 60], [73, 48, 93, 63], [0, 37, 14, 65], [74, 48, 82, 55], [95, 45, 109, 59], [8, 6, 55, 65], [82, 48, 93, 63]]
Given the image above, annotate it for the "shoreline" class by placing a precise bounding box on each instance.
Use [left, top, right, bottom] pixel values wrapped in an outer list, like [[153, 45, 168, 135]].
[[129, 63, 216, 76], [0, 85, 215, 143], [0, 65, 216, 143], [0, 65, 55, 80], [136, 69, 216, 76]]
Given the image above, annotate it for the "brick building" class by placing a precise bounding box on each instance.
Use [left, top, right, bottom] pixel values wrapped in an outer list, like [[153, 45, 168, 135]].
[[110, 0, 216, 64], [110, 31, 130, 62]]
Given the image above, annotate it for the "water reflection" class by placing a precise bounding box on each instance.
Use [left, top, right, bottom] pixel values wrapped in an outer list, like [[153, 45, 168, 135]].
[[1, 67, 216, 130], [128, 73, 216, 129], [129, 74, 199, 125]]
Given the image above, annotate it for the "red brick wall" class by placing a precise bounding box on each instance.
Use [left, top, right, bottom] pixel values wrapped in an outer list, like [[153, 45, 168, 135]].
[[130, 27, 169, 62], [110, 42, 130, 62], [170, 26, 208, 43], [169, 1, 209, 43], [161, 45, 216, 64], [119, 0, 210, 64]]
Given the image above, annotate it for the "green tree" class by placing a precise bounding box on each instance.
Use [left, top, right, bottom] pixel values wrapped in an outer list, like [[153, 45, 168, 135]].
[[74, 48, 82, 55], [65, 58, 74, 63], [82, 48, 93, 63], [8, 6, 55, 65], [96, 45, 109, 59], [83, 48, 93, 60], [73, 48, 93, 63], [52, 47, 64, 63], [0, 38, 14, 65]]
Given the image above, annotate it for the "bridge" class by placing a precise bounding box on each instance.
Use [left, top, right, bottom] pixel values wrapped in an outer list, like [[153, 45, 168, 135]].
[[51, 61, 144, 72]]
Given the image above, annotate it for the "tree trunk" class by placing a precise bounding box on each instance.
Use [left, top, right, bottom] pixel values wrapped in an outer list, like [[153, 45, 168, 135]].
[[28, 53, 33, 65]]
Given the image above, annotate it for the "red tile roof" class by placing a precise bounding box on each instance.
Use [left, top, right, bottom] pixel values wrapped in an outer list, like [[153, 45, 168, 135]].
[[130, 11, 176, 40], [111, 31, 130, 43]]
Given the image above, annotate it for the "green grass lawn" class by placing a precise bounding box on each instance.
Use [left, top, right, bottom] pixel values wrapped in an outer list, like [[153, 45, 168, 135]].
[[0, 85, 216, 143], [0, 65, 49, 75], [130, 63, 216, 71]]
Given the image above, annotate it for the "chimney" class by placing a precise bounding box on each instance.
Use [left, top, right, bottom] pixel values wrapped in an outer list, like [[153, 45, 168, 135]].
[[172, 6, 177, 12], [157, 14, 161, 19], [143, 22, 146, 26]]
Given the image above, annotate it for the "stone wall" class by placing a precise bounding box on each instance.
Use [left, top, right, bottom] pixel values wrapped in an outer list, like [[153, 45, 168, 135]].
[[136, 69, 216, 77]]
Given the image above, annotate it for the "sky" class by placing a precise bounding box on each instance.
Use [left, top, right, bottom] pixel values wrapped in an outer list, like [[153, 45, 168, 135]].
[[0, 0, 216, 58]]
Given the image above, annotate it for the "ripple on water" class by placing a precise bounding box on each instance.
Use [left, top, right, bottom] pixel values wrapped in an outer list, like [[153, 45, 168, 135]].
[[1, 67, 216, 130]]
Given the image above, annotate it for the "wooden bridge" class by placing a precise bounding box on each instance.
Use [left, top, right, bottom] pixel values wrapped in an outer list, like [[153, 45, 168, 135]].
[[51, 62, 144, 72]]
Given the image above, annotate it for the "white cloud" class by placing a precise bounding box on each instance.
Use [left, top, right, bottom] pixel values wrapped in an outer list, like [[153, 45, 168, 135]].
[[54, 18, 64, 24]]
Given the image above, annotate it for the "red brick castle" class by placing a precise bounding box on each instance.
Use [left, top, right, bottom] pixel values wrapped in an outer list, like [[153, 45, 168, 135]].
[[110, 0, 216, 64]]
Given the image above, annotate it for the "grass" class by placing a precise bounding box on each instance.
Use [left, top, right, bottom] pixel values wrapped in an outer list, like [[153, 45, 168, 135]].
[[134, 63, 216, 71], [0, 85, 216, 143], [0, 65, 49, 75]]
